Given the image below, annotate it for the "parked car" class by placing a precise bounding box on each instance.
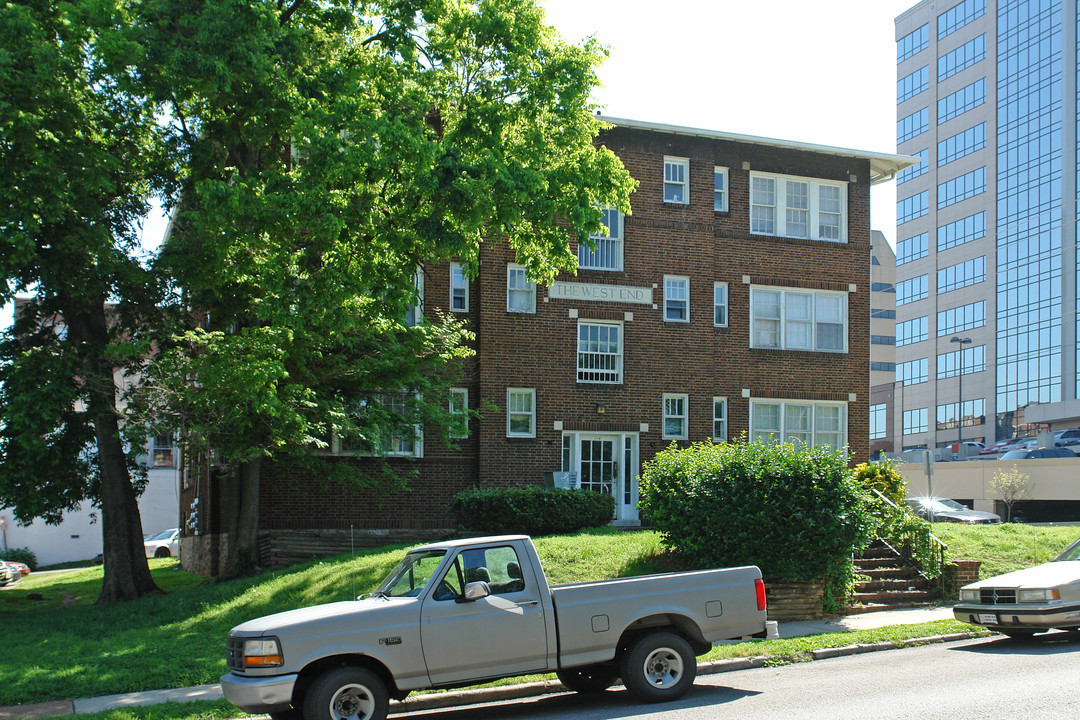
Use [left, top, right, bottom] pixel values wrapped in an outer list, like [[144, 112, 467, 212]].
[[144, 528, 180, 558], [4, 560, 29, 577], [906, 497, 1002, 524], [1054, 428, 1080, 447], [954, 535, 1080, 638], [1000, 447, 1077, 460], [0, 563, 13, 587]]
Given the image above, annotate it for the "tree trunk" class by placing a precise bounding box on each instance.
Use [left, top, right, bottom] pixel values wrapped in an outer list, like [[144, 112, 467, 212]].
[[66, 304, 160, 603], [221, 458, 261, 576]]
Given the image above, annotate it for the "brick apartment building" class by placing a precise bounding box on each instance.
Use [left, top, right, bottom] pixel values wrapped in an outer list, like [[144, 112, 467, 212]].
[[182, 117, 914, 569]]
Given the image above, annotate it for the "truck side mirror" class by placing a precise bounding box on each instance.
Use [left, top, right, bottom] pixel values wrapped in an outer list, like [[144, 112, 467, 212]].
[[458, 581, 490, 603]]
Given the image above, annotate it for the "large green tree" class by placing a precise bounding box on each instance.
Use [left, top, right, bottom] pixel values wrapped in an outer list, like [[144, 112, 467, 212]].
[[129, 0, 635, 575], [0, 0, 173, 601]]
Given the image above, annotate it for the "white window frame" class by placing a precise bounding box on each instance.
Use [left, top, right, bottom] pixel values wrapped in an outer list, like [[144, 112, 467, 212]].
[[713, 282, 729, 327], [449, 388, 468, 439], [664, 275, 690, 323], [579, 208, 624, 271], [750, 286, 848, 353], [712, 397, 727, 441], [449, 262, 468, 312], [506, 264, 536, 314], [506, 388, 536, 438], [577, 321, 623, 384], [664, 156, 689, 205], [336, 394, 424, 458], [749, 171, 847, 242], [662, 393, 688, 440], [713, 167, 729, 212], [404, 266, 424, 326], [750, 399, 848, 450]]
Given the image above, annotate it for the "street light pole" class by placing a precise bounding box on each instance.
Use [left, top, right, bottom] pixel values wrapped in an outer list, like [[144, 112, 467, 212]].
[[951, 336, 972, 458]]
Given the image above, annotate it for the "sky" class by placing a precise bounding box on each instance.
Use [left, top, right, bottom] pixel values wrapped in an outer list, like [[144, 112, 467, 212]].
[[2, 0, 917, 330]]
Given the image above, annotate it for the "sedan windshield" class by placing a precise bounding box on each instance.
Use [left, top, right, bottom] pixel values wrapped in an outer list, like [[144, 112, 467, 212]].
[[922, 498, 966, 512], [1055, 539, 1080, 562], [374, 550, 447, 597]]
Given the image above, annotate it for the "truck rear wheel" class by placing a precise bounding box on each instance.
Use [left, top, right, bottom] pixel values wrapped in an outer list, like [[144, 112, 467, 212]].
[[303, 666, 389, 720], [556, 665, 618, 693], [619, 631, 696, 703]]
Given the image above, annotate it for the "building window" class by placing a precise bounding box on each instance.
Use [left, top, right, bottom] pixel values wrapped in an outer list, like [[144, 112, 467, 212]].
[[897, 232, 928, 265], [871, 309, 897, 319], [663, 157, 689, 204], [938, 256, 985, 293], [450, 262, 468, 312], [579, 208, 623, 271], [713, 282, 729, 327], [937, 167, 985, 209], [896, 275, 928, 305], [938, 78, 985, 123], [713, 167, 728, 211], [712, 397, 727, 441], [936, 398, 986, 430], [664, 276, 689, 322], [937, 300, 985, 336], [938, 34, 985, 82], [449, 388, 468, 439], [897, 107, 929, 144], [871, 361, 896, 372], [871, 335, 896, 346], [750, 287, 847, 352], [897, 23, 929, 62], [577, 321, 622, 384], [897, 191, 928, 224], [897, 65, 929, 103], [903, 408, 928, 435], [896, 316, 928, 347], [938, 211, 985, 251], [338, 394, 423, 457], [938, 123, 985, 166], [749, 172, 847, 242], [663, 394, 688, 439], [506, 264, 536, 313], [938, 0, 985, 40], [896, 149, 928, 185], [870, 403, 887, 440], [506, 388, 536, 438], [750, 400, 847, 450], [404, 267, 424, 326], [897, 358, 929, 386], [152, 435, 175, 468], [938, 344, 986, 378]]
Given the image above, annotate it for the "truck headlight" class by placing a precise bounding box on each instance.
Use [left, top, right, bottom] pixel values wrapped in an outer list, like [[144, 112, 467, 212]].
[[1018, 588, 1060, 603], [959, 589, 980, 602], [244, 638, 283, 667]]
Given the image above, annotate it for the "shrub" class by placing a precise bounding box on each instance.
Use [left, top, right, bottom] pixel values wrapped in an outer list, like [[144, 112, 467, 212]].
[[638, 439, 872, 584], [0, 546, 38, 571], [853, 458, 906, 508], [854, 458, 942, 579], [451, 486, 615, 536]]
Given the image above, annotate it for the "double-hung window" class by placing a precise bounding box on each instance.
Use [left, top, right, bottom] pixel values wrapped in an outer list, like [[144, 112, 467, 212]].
[[663, 394, 688, 439], [337, 394, 423, 458], [751, 287, 848, 352], [579, 208, 623, 271], [506, 388, 536, 438], [664, 276, 689, 322], [712, 398, 727, 441], [713, 167, 728, 211], [506, 264, 536, 313], [577, 321, 622, 383], [404, 267, 424, 326], [450, 263, 468, 312], [713, 282, 729, 327], [750, 172, 847, 242], [449, 388, 468, 439], [750, 400, 847, 450], [664, 157, 689, 204]]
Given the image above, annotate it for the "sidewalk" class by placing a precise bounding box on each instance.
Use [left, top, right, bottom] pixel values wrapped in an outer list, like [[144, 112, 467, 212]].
[[0, 606, 959, 720]]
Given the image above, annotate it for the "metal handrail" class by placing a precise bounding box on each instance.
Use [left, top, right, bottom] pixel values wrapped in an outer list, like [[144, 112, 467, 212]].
[[868, 489, 949, 598]]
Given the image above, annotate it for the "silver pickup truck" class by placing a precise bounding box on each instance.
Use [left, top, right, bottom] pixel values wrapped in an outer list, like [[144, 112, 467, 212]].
[[221, 534, 776, 720]]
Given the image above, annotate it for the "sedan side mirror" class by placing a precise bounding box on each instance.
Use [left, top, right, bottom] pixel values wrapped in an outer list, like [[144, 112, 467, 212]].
[[458, 581, 491, 603]]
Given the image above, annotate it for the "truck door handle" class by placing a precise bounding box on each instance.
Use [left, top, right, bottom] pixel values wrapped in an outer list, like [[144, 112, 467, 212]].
[[517, 600, 539, 607]]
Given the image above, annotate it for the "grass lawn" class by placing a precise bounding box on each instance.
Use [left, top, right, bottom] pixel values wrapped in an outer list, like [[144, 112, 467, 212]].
[[0, 524, 1071, 707]]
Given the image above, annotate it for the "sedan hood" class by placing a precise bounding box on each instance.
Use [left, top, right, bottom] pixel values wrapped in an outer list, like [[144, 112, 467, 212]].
[[965, 561, 1080, 589], [936, 510, 1000, 522]]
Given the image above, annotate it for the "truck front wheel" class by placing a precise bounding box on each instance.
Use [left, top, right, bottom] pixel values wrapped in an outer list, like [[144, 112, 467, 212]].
[[619, 631, 696, 703], [556, 665, 618, 693], [303, 666, 389, 720]]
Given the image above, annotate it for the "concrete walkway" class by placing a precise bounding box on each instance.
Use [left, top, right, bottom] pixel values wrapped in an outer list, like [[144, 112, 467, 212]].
[[0, 606, 958, 720]]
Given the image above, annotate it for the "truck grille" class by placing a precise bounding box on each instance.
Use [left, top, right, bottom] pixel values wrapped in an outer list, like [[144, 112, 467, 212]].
[[226, 636, 245, 672], [979, 588, 1017, 605]]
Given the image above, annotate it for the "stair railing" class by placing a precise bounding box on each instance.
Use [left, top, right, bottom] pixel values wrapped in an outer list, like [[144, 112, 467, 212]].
[[869, 489, 949, 599]]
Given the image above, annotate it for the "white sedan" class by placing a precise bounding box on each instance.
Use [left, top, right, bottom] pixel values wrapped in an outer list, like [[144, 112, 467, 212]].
[[954, 536, 1080, 638], [144, 528, 180, 559]]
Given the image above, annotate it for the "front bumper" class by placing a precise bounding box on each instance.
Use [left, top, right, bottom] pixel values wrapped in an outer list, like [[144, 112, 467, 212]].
[[220, 672, 298, 714], [953, 602, 1080, 632]]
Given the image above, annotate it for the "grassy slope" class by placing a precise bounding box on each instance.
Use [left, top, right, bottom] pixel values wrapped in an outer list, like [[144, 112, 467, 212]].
[[2, 525, 1074, 706]]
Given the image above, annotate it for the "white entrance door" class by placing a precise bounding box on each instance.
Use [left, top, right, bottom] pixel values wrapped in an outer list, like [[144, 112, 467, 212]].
[[575, 434, 638, 524]]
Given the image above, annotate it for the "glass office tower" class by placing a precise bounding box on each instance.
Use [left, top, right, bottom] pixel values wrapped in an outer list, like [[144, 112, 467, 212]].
[[894, 0, 1078, 451]]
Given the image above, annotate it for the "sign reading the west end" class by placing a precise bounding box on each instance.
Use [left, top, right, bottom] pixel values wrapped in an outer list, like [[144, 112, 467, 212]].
[[548, 281, 653, 305]]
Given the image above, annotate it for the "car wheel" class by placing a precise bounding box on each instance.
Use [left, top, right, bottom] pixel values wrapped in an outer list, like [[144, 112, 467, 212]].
[[619, 631, 696, 703], [303, 666, 388, 720], [154, 547, 171, 558], [556, 665, 618, 693]]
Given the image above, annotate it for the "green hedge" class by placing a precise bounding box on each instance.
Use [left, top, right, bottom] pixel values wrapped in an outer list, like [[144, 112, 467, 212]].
[[638, 439, 872, 584], [451, 486, 615, 536]]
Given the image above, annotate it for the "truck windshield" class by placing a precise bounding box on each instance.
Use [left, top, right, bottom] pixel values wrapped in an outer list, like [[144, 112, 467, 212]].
[[374, 550, 447, 597]]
